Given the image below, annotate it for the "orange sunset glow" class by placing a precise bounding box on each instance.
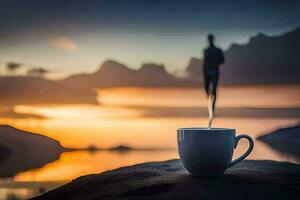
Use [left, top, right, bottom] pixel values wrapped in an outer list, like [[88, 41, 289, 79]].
[[1, 1, 300, 199]]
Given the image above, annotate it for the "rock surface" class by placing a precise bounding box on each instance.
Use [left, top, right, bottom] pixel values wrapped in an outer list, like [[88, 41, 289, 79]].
[[32, 159, 300, 200], [258, 124, 300, 160]]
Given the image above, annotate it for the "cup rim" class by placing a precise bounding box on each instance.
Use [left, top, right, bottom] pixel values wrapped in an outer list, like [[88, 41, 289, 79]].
[[178, 127, 235, 131]]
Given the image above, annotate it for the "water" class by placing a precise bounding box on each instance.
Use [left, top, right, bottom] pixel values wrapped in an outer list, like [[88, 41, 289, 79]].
[[0, 85, 299, 199]]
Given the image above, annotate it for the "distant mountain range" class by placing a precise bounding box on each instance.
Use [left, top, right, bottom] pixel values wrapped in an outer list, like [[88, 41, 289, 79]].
[[187, 26, 300, 84], [60, 61, 197, 87], [0, 125, 66, 177], [62, 26, 300, 87], [0, 26, 299, 102]]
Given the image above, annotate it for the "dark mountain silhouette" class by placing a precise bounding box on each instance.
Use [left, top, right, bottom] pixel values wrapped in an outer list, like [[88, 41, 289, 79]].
[[61, 26, 300, 87], [61, 60, 194, 87], [59, 60, 135, 87], [0, 125, 66, 177], [0, 76, 98, 105], [186, 26, 300, 84], [186, 57, 202, 79]]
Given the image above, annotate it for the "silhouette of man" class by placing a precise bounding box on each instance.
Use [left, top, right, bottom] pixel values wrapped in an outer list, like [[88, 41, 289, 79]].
[[203, 34, 224, 113]]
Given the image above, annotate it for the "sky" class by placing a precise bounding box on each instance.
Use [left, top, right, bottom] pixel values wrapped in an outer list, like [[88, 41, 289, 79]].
[[0, 0, 299, 78]]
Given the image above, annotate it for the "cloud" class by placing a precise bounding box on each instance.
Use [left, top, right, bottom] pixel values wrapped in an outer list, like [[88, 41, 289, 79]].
[[50, 36, 79, 51]]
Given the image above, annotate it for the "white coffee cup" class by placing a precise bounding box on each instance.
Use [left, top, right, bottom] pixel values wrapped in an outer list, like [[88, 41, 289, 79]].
[[177, 128, 254, 176]]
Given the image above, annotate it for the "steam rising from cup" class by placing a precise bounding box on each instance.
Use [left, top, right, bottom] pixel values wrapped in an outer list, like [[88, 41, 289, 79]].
[[208, 94, 215, 129]]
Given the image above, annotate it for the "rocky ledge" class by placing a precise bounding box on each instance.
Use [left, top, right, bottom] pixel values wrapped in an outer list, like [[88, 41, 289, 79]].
[[32, 159, 300, 200]]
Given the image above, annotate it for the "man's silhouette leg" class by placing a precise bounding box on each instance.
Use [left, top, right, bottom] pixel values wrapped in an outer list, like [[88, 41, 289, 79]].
[[204, 73, 211, 97]]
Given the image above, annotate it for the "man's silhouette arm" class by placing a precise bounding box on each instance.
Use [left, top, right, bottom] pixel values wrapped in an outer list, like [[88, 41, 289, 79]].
[[219, 49, 225, 65]]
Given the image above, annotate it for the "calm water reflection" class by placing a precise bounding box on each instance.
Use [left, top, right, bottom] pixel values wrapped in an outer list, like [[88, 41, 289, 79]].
[[0, 86, 299, 199]]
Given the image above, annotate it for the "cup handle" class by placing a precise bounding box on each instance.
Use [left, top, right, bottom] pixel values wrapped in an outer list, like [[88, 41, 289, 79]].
[[229, 134, 254, 167]]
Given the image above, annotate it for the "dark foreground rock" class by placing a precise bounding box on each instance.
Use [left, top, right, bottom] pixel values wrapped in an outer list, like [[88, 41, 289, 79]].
[[32, 159, 300, 200], [258, 124, 300, 160]]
